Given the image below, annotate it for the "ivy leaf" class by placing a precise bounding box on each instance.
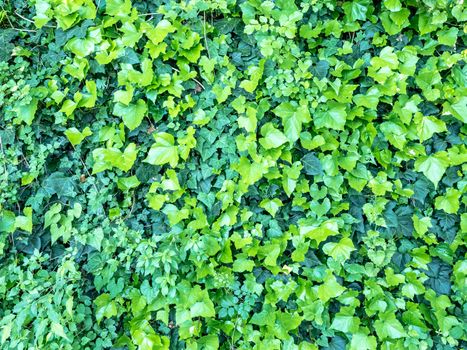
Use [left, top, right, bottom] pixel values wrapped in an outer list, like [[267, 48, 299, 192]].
[[65, 38, 95, 58], [300, 219, 340, 244], [330, 315, 360, 333], [317, 273, 346, 302], [51, 323, 69, 341], [113, 99, 147, 131], [259, 123, 288, 149], [273, 102, 311, 143], [344, 1, 368, 22], [94, 294, 118, 323], [92, 144, 138, 173], [106, 0, 132, 17], [383, 0, 402, 12], [349, 332, 377, 350], [414, 152, 450, 188], [435, 188, 461, 214], [259, 198, 283, 217], [301, 153, 323, 176], [314, 101, 347, 130], [65, 127, 93, 146], [424, 259, 452, 295], [145, 20, 176, 45], [323, 237, 355, 263], [416, 115, 447, 142], [374, 313, 406, 339], [14, 99, 38, 125], [43, 172, 76, 197], [447, 97, 467, 123], [144, 132, 179, 167]]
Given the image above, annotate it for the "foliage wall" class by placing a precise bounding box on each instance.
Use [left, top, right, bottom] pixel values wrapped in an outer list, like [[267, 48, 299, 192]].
[[0, 0, 466, 349]]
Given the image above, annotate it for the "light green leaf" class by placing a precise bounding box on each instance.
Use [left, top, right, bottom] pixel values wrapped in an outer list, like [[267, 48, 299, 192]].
[[414, 151, 450, 188], [259, 123, 288, 149], [65, 127, 93, 146], [94, 294, 118, 323], [87, 227, 104, 251], [259, 198, 283, 217], [314, 101, 347, 130], [273, 102, 311, 143], [190, 300, 215, 318], [66, 38, 95, 58], [416, 115, 446, 142], [435, 188, 461, 214], [374, 314, 406, 339], [383, 0, 402, 12], [113, 99, 147, 131], [51, 322, 69, 341], [350, 332, 377, 350], [447, 97, 467, 123], [300, 219, 340, 244], [144, 132, 179, 167], [331, 315, 360, 333], [323, 237, 355, 262], [14, 99, 38, 125], [145, 19, 176, 45], [317, 273, 346, 302]]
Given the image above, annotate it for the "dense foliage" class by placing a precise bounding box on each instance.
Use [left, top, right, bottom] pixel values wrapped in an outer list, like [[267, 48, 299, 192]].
[[0, 0, 466, 349]]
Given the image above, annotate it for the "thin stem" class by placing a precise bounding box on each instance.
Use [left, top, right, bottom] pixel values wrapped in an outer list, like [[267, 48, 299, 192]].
[[171, 66, 205, 90], [14, 11, 55, 28]]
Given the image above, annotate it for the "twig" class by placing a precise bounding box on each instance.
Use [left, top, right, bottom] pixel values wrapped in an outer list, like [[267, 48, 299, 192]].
[[12, 27, 37, 33], [138, 13, 158, 17], [170, 66, 205, 90], [14, 11, 55, 28], [73, 147, 99, 193]]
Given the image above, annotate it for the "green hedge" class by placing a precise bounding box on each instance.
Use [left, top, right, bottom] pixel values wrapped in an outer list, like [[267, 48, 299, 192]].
[[0, 0, 466, 349]]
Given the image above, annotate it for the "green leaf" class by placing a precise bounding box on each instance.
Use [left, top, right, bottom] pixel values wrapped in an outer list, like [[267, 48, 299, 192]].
[[317, 273, 346, 302], [87, 227, 104, 251], [374, 313, 406, 339], [94, 294, 118, 323], [51, 322, 69, 341], [383, 0, 402, 12], [144, 132, 179, 167], [435, 188, 461, 214], [14, 99, 38, 125], [259, 198, 283, 217], [314, 101, 347, 130], [323, 237, 355, 262], [300, 219, 340, 244], [414, 152, 450, 188], [145, 19, 176, 45], [0, 211, 15, 233], [117, 175, 141, 191], [344, 1, 368, 21], [273, 102, 311, 143], [447, 97, 467, 123], [15, 207, 32, 233], [66, 38, 95, 58], [301, 153, 323, 176], [65, 127, 93, 146], [416, 115, 447, 142], [349, 332, 377, 350], [437, 27, 459, 46], [330, 315, 360, 333], [259, 123, 288, 149], [113, 99, 147, 131], [106, 0, 132, 17], [190, 298, 215, 318], [92, 144, 138, 173]]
